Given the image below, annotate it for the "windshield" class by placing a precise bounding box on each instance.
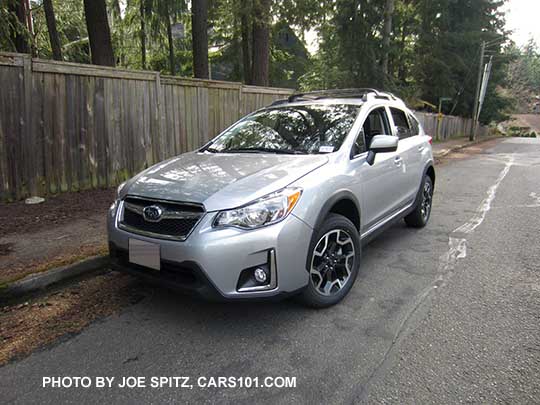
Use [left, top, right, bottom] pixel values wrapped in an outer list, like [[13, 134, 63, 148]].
[[203, 104, 360, 155]]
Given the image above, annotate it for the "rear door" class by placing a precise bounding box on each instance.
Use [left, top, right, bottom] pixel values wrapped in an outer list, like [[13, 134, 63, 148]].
[[388, 107, 418, 205], [406, 111, 426, 193]]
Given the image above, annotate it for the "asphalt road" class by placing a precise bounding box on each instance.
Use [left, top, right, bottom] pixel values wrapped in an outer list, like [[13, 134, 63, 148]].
[[2, 138, 539, 404]]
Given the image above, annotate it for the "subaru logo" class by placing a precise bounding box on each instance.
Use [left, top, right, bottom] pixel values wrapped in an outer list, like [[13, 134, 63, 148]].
[[142, 205, 163, 222]]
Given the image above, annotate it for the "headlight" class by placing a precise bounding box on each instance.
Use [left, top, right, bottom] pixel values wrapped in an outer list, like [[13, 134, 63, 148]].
[[110, 182, 126, 218], [116, 181, 127, 198], [213, 188, 302, 229], [109, 200, 118, 218]]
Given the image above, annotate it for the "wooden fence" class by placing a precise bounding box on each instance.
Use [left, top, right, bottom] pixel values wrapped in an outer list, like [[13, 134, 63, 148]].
[[0, 52, 486, 201], [414, 111, 487, 140], [0, 52, 293, 201]]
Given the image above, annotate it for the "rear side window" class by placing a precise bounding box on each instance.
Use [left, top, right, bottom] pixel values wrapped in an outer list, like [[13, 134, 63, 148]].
[[408, 113, 420, 136], [390, 108, 412, 139]]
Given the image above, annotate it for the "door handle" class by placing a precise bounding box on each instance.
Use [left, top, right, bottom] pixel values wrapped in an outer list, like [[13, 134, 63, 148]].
[[394, 156, 403, 166], [418, 146, 425, 151]]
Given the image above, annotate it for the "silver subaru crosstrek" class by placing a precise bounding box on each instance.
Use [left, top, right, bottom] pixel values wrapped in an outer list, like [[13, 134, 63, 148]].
[[108, 89, 435, 307]]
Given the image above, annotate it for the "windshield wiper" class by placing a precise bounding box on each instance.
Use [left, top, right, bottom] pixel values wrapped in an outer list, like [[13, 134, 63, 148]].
[[218, 147, 308, 155]]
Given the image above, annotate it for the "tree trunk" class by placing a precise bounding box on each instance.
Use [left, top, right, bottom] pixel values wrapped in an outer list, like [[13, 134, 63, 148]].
[[240, 2, 252, 84], [140, 0, 146, 69], [251, 0, 271, 86], [83, 0, 115, 66], [166, 9, 175, 75], [9, 0, 30, 53], [381, 0, 395, 83], [43, 0, 62, 60], [191, 0, 209, 79]]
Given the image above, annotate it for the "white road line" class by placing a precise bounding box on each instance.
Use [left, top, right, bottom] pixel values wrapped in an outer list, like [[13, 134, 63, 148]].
[[367, 153, 516, 394], [438, 155, 513, 274], [453, 156, 514, 235]]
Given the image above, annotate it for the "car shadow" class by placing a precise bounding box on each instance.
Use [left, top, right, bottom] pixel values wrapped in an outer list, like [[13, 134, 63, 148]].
[[128, 220, 422, 325]]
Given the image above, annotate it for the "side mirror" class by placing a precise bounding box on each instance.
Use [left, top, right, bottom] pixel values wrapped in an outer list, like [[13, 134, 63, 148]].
[[366, 135, 399, 166]]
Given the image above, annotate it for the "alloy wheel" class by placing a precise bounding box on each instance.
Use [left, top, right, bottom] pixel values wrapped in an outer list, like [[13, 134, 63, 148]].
[[421, 180, 433, 221], [310, 229, 355, 296]]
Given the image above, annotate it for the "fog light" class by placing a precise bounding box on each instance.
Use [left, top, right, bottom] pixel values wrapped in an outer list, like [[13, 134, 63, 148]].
[[254, 268, 267, 284]]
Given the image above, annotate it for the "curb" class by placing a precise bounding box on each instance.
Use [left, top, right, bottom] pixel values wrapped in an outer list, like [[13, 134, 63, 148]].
[[433, 136, 500, 161], [0, 255, 109, 302]]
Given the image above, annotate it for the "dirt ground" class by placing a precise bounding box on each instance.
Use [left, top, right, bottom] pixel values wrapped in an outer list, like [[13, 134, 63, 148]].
[[509, 114, 540, 133], [0, 188, 114, 285], [0, 187, 152, 366], [0, 188, 114, 236]]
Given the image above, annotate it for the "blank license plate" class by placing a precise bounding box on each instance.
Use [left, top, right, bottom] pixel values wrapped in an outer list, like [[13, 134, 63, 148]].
[[129, 239, 160, 271]]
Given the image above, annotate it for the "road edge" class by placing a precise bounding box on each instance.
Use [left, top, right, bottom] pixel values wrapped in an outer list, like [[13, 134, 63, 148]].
[[433, 135, 500, 161], [0, 255, 109, 302]]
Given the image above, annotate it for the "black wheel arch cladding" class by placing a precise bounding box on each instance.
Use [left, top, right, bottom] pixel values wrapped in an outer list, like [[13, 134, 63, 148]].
[[306, 193, 362, 272]]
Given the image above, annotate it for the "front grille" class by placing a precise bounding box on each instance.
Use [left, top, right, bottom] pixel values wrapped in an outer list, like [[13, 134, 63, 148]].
[[119, 197, 204, 240]]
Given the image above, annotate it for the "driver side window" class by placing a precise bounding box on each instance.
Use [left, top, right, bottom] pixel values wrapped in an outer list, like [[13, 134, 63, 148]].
[[363, 107, 391, 148], [351, 107, 391, 157]]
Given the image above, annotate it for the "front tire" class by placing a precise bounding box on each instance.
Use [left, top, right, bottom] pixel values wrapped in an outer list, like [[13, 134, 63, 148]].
[[404, 175, 433, 228], [300, 214, 361, 308]]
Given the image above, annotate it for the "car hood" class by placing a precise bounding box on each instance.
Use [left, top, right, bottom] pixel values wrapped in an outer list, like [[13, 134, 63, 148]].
[[124, 152, 328, 211]]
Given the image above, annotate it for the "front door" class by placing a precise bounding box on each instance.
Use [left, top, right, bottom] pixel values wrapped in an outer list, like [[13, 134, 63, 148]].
[[349, 106, 407, 233]]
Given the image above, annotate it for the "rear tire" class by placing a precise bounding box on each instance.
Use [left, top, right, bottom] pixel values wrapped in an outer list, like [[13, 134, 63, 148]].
[[404, 175, 433, 228], [300, 214, 361, 308]]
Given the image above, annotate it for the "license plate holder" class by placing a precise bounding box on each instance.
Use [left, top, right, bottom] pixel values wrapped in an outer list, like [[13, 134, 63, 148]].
[[129, 239, 160, 271]]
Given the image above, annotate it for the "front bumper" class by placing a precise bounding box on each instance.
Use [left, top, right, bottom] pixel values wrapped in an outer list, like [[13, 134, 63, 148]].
[[107, 205, 313, 300]]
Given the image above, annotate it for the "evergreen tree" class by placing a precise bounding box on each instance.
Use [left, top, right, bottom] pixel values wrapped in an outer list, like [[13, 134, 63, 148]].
[[414, 0, 508, 122]]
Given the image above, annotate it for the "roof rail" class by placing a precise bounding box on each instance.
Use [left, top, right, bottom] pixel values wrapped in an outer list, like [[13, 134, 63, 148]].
[[287, 88, 398, 103], [270, 98, 289, 106]]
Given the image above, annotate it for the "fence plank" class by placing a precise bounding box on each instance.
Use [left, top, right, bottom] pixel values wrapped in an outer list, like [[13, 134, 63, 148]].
[[0, 66, 22, 200], [172, 85, 181, 155], [42, 73, 55, 194]]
